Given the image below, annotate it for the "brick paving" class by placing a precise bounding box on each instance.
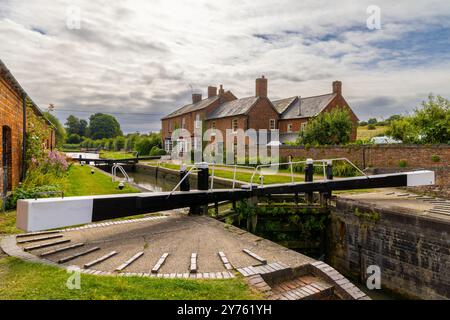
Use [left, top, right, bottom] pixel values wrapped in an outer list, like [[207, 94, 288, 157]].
[[1, 212, 369, 299]]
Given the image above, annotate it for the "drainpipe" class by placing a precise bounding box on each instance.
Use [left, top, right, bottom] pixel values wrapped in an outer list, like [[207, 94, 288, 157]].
[[21, 94, 27, 181]]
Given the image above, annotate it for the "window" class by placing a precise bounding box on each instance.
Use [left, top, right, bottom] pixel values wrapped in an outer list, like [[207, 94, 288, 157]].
[[269, 119, 276, 130], [168, 121, 173, 132], [211, 121, 216, 135], [164, 139, 173, 152], [287, 123, 293, 132], [301, 122, 307, 132], [181, 117, 186, 129], [195, 114, 201, 129], [232, 119, 238, 132]]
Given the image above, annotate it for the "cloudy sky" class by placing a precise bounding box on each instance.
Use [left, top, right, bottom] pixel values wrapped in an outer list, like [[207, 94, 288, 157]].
[[1, 0, 449, 133]]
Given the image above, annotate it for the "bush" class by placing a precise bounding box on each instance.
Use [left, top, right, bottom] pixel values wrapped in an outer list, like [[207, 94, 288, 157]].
[[298, 108, 353, 145], [66, 133, 81, 144], [149, 146, 166, 156], [135, 138, 153, 155], [431, 155, 441, 162], [367, 124, 376, 130], [398, 160, 408, 168], [114, 136, 126, 151]]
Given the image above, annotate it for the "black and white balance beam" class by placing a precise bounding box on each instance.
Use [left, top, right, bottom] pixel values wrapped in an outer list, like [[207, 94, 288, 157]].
[[16, 170, 434, 232]]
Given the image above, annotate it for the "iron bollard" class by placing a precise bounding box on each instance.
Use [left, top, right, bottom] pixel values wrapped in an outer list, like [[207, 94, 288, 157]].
[[197, 162, 209, 191], [305, 158, 314, 182], [326, 160, 333, 180], [190, 162, 209, 215], [180, 164, 190, 192], [305, 158, 314, 203]]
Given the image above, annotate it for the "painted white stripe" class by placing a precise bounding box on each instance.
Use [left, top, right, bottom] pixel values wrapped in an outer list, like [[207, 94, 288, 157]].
[[17, 198, 94, 232], [406, 170, 435, 187]]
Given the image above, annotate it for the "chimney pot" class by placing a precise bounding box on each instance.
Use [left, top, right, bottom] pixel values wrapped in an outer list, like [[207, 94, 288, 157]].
[[208, 86, 217, 98], [218, 84, 225, 95], [255, 75, 268, 97], [192, 93, 202, 104], [332, 81, 342, 95]]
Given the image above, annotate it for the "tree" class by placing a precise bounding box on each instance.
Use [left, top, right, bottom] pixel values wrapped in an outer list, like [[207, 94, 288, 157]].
[[65, 115, 81, 136], [66, 133, 81, 144], [43, 112, 66, 148], [79, 119, 88, 137], [150, 146, 166, 156], [386, 94, 450, 144], [114, 136, 126, 151], [367, 118, 378, 125], [88, 113, 122, 140], [135, 137, 153, 155], [298, 108, 354, 145]]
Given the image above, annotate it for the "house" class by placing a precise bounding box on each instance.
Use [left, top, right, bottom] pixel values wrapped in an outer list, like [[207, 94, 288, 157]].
[[0, 60, 56, 195], [274, 81, 359, 143], [161, 76, 358, 152]]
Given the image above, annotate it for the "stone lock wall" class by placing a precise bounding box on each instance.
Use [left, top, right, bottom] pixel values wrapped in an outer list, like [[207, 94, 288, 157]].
[[328, 198, 450, 299]]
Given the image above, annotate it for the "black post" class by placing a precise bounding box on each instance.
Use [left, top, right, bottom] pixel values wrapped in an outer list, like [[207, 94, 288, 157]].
[[180, 164, 190, 192], [305, 158, 314, 203], [325, 160, 333, 200], [197, 162, 209, 191], [190, 162, 209, 215]]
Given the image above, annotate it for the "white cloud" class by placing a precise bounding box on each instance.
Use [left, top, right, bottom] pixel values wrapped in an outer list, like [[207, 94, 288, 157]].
[[1, 0, 450, 132]]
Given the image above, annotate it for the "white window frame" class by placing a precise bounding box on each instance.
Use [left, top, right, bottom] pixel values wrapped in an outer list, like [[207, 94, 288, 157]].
[[301, 122, 307, 132], [269, 119, 276, 130], [181, 117, 186, 129], [164, 139, 173, 152], [287, 123, 293, 132], [195, 114, 201, 129], [211, 121, 216, 135], [232, 119, 238, 132]]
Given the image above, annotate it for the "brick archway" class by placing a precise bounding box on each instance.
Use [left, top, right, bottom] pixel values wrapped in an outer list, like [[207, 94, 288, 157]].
[[2, 125, 12, 194]]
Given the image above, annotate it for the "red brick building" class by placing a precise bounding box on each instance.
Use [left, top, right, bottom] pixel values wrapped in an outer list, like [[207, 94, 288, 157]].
[[161, 76, 358, 152], [0, 60, 56, 194]]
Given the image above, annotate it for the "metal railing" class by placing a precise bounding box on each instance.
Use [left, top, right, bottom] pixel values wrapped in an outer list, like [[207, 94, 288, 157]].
[[162, 157, 367, 193], [111, 164, 131, 182]]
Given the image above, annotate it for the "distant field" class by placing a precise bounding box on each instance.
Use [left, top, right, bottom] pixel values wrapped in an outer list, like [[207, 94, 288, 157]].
[[357, 126, 388, 140]]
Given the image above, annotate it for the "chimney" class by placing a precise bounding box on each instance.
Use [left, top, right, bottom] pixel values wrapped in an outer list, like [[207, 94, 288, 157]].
[[218, 84, 225, 95], [208, 86, 217, 98], [332, 80, 342, 95], [192, 93, 202, 103], [298, 96, 302, 116], [255, 75, 268, 97]]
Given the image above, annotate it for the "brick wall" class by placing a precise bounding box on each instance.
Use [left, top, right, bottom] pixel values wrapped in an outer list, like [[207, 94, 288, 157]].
[[0, 77, 24, 192], [279, 144, 450, 186], [329, 198, 450, 299]]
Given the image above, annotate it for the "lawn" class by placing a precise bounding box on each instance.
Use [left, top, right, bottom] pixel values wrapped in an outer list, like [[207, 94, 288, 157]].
[[0, 164, 259, 300], [357, 126, 388, 140], [0, 257, 260, 300], [99, 151, 136, 159], [153, 163, 314, 184], [65, 165, 139, 196]]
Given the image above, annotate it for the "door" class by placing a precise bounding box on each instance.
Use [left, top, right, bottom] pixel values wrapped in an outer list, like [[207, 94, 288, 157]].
[[2, 126, 12, 195]]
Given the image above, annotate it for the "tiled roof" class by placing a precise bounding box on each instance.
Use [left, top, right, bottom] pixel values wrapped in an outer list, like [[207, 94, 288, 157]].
[[161, 96, 219, 119], [272, 96, 297, 114], [280, 93, 336, 119], [205, 96, 259, 120]]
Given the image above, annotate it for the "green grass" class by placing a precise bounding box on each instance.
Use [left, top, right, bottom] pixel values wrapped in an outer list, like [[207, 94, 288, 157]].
[[153, 163, 308, 184], [357, 126, 388, 140], [65, 165, 139, 197], [0, 257, 260, 300], [0, 165, 259, 300], [99, 151, 136, 159], [0, 210, 20, 235]]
